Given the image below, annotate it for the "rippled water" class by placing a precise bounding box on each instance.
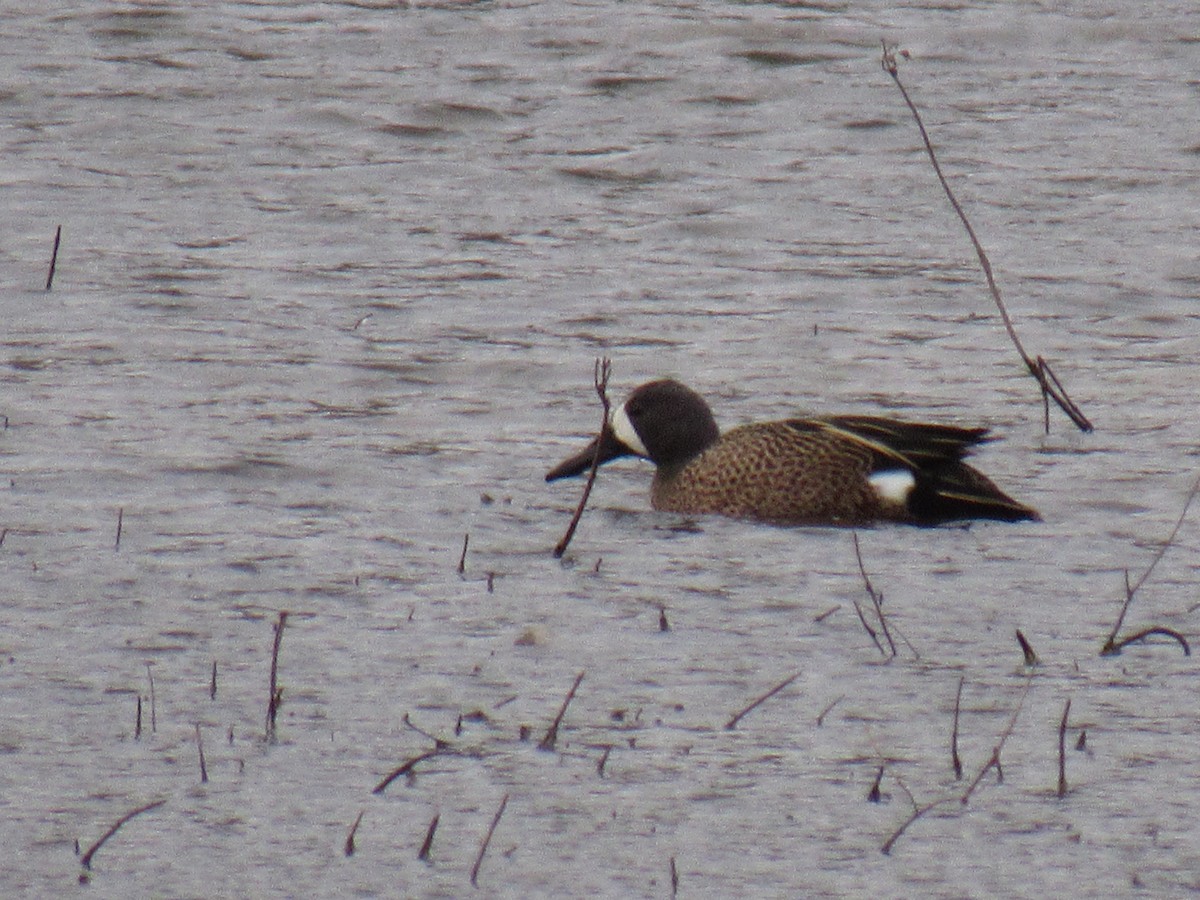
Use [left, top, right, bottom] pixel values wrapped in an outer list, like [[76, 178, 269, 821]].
[[3, 1, 1200, 897]]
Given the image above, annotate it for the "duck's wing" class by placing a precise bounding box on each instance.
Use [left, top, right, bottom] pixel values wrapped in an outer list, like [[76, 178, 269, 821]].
[[814, 416, 991, 465], [783, 416, 1038, 524]]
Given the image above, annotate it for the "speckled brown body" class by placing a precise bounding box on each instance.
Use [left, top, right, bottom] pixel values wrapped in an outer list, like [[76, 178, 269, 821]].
[[649, 422, 890, 524], [647, 419, 1023, 525]]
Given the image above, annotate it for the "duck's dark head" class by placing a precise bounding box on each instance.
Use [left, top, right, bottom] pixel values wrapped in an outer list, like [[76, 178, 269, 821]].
[[545, 379, 720, 481]]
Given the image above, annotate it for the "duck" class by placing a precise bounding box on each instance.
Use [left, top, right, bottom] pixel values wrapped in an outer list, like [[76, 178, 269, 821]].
[[546, 379, 1039, 526]]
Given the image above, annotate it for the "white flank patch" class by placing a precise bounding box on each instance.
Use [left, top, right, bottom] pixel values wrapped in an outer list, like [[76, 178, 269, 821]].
[[868, 469, 916, 504], [611, 403, 650, 457]]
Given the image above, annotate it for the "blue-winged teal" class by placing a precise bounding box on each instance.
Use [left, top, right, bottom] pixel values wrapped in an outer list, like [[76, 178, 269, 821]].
[[546, 379, 1039, 526]]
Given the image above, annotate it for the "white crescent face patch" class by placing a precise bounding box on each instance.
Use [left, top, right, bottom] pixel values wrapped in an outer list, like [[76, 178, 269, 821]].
[[611, 402, 650, 458], [868, 469, 916, 504]]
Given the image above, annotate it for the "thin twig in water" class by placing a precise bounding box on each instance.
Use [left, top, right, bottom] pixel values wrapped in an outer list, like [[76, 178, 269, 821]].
[[1057, 697, 1071, 798], [539, 670, 585, 751], [816, 694, 844, 727], [470, 793, 509, 888], [80, 799, 167, 869], [1106, 626, 1190, 657], [554, 358, 612, 558], [852, 600, 886, 656], [195, 724, 208, 783], [880, 42, 1091, 434], [852, 532, 896, 658], [345, 810, 364, 857], [266, 611, 288, 741], [961, 677, 1032, 804], [951, 676, 964, 780], [725, 671, 802, 730], [1102, 472, 1200, 655], [881, 797, 958, 855], [373, 748, 444, 794], [418, 813, 439, 861], [1016, 629, 1039, 666], [46, 225, 62, 291]]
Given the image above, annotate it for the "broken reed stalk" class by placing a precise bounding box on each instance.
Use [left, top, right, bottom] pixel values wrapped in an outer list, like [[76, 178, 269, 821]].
[[883, 680, 1032, 854], [880, 42, 1092, 434], [46, 225, 62, 291], [134, 695, 142, 740], [470, 793, 509, 888], [1101, 472, 1200, 655], [458, 533, 469, 574], [538, 670, 585, 751], [403, 712, 451, 750], [852, 532, 896, 658], [195, 724, 208, 783], [145, 663, 157, 734], [373, 748, 443, 794], [1057, 697, 1071, 798], [597, 745, 612, 777], [553, 358, 612, 558], [670, 856, 679, 898], [114, 507, 123, 551], [344, 810, 365, 857], [881, 797, 958, 855], [1016, 629, 1039, 666], [867, 765, 886, 802], [266, 611, 288, 741], [210, 660, 217, 700], [852, 600, 886, 656], [418, 813, 439, 861], [816, 694, 843, 727], [725, 670, 802, 730], [79, 799, 167, 869], [961, 677, 1032, 804], [1107, 626, 1190, 657], [951, 676, 964, 780]]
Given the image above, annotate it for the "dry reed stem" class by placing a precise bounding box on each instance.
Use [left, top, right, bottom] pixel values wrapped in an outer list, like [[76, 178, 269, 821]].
[[418, 813, 439, 861], [961, 677, 1032, 804], [597, 745, 612, 777], [951, 676, 964, 780], [881, 797, 958, 855], [458, 533, 469, 574], [195, 724, 208, 783], [1016, 629, 1039, 666], [145, 663, 156, 734], [46, 225, 61, 291], [725, 671, 802, 730], [539, 670, 585, 751], [80, 799, 167, 870], [867, 765, 886, 802], [852, 532, 898, 658], [817, 694, 844, 727], [553, 358, 611, 558], [1057, 697, 1071, 798], [470, 793, 509, 888], [1102, 472, 1200, 655], [373, 748, 443, 794], [344, 809, 364, 857], [266, 611, 288, 740], [880, 42, 1092, 434]]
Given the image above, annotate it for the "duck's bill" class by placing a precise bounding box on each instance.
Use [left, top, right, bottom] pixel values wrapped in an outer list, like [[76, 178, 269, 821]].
[[545, 425, 634, 482]]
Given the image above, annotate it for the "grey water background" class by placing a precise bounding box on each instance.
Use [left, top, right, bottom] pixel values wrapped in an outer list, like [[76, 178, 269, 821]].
[[3, 0, 1200, 896]]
